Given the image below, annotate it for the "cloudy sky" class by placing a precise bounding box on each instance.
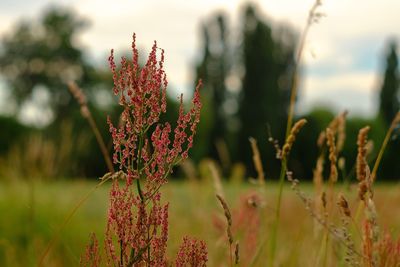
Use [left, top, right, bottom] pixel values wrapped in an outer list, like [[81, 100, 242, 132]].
[[1, 0, 399, 121]]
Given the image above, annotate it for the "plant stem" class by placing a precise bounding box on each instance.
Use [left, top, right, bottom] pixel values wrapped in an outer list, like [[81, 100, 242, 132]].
[[355, 111, 400, 222], [38, 177, 111, 266], [120, 240, 124, 266], [147, 229, 151, 267], [371, 111, 400, 183], [136, 133, 145, 201], [229, 243, 233, 267], [28, 178, 35, 264], [322, 233, 329, 267], [285, 0, 318, 137], [270, 2, 322, 266], [86, 112, 115, 174], [269, 159, 287, 266], [67, 82, 115, 174]]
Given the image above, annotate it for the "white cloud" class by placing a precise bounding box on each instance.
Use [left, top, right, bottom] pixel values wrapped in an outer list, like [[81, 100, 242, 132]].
[[306, 71, 379, 93], [298, 71, 380, 117], [1, 0, 399, 117]]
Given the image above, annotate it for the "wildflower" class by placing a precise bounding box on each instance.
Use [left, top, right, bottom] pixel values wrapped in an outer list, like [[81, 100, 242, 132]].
[[175, 237, 208, 267], [80, 233, 101, 267], [81, 34, 203, 267]]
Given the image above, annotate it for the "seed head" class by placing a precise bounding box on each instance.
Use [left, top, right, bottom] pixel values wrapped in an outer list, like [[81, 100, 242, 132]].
[[326, 128, 338, 183], [282, 119, 307, 159], [338, 194, 351, 217]]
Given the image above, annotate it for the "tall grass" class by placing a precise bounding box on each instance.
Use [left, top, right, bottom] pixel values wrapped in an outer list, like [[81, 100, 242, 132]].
[[270, 0, 323, 264], [7, 1, 398, 266]]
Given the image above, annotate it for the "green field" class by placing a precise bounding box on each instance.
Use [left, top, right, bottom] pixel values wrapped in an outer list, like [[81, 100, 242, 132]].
[[1, 179, 400, 266]]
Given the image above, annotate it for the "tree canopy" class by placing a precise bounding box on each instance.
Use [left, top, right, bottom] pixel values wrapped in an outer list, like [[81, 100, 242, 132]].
[[379, 40, 399, 126], [0, 7, 100, 124]]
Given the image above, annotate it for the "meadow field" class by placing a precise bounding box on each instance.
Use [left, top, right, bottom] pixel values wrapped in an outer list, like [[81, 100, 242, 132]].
[[1, 179, 400, 266], [1, 0, 400, 266]]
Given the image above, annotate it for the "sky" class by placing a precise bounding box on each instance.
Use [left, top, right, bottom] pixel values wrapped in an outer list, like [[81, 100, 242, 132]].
[[0, 0, 399, 123]]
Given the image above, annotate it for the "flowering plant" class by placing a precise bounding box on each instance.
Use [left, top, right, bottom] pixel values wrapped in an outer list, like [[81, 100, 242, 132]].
[[81, 34, 206, 267]]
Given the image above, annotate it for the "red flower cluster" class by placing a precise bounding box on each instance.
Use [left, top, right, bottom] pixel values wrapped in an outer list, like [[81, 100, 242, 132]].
[[80, 233, 101, 267], [105, 181, 169, 266], [107, 33, 201, 193], [176, 237, 208, 267], [80, 34, 205, 267]]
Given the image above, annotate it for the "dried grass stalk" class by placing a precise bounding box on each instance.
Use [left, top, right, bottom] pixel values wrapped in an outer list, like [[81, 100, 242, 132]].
[[313, 153, 324, 191], [285, 171, 365, 260], [326, 128, 338, 183], [67, 81, 114, 173], [356, 126, 370, 182], [249, 137, 265, 185], [216, 194, 234, 266], [209, 161, 225, 198], [216, 194, 233, 245], [234, 241, 240, 265], [317, 111, 348, 148], [356, 126, 371, 200], [336, 111, 348, 153]]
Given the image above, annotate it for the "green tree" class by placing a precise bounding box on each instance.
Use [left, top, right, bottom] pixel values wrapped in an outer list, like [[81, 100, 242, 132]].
[[0, 7, 118, 178], [237, 5, 296, 176], [379, 40, 399, 125], [194, 13, 233, 166], [0, 115, 33, 154], [378, 40, 400, 180], [0, 6, 100, 124]]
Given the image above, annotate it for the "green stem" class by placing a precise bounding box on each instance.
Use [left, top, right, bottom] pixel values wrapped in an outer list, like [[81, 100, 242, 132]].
[[269, 159, 287, 266], [322, 233, 329, 267], [144, 156, 182, 205], [86, 111, 115, 174], [120, 240, 124, 266], [28, 178, 35, 264], [38, 177, 111, 267], [270, 2, 321, 266], [136, 132, 145, 202], [136, 179, 144, 202], [355, 111, 399, 222], [371, 111, 399, 183], [147, 228, 151, 266], [284, 5, 313, 139], [229, 243, 233, 267]]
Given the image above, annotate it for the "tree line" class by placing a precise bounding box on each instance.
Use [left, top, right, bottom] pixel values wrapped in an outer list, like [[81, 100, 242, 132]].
[[0, 5, 398, 180]]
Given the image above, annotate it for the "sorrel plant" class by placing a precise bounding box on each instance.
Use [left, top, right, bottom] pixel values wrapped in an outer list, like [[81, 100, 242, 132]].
[[81, 34, 206, 266]]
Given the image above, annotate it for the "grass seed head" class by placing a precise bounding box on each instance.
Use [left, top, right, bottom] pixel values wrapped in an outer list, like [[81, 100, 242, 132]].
[[321, 191, 327, 209], [338, 194, 351, 217], [326, 128, 338, 183], [356, 126, 370, 182], [282, 119, 307, 159], [249, 137, 265, 185], [216, 194, 233, 245]]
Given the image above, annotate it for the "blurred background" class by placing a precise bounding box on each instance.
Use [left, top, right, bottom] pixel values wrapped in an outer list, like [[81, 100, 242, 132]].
[[1, 1, 400, 266], [0, 0, 399, 181]]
